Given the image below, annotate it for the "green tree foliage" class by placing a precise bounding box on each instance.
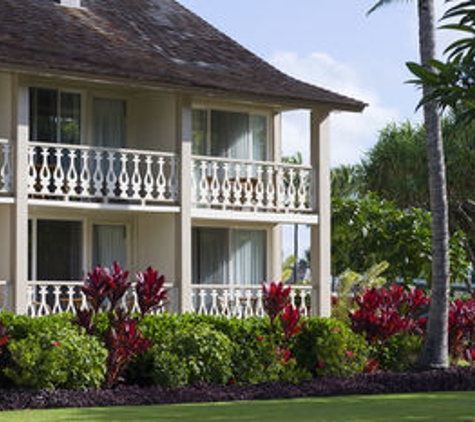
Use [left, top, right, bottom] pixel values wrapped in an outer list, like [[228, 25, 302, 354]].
[[332, 195, 469, 284], [331, 164, 364, 199]]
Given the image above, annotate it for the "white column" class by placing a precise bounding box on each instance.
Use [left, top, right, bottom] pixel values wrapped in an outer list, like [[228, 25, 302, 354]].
[[11, 76, 29, 314], [310, 109, 331, 317], [271, 112, 282, 281], [175, 96, 193, 313]]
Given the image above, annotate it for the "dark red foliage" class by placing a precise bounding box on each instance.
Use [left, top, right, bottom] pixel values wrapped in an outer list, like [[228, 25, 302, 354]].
[[262, 281, 291, 324], [350, 284, 429, 343], [104, 311, 152, 389], [279, 305, 305, 342], [74, 309, 94, 335], [0, 320, 9, 350], [82, 262, 131, 312], [135, 267, 167, 316], [448, 298, 475, 362]]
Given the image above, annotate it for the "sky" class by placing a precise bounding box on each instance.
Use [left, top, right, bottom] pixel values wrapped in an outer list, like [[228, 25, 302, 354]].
[[178, 0, 455, 167], [177, 0, 456, 259]]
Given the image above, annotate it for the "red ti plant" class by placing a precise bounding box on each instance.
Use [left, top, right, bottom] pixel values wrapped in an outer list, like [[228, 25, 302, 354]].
[[262, 281, 291, 324], [0, 320, 9, 353], [280, 304, 305, 344], [75, 262, 167, 388], [135, 266, 167, 316], [448, 298, 475, 363]]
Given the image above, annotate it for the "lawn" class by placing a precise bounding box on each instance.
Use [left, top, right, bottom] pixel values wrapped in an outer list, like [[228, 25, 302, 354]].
[[2, 391, 475, 422]]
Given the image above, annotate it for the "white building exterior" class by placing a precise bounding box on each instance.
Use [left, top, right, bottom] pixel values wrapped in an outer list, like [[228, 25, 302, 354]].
[[0, 0, 365, 317]]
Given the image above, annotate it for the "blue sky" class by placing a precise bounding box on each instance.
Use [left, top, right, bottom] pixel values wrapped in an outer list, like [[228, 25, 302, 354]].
[[179, 0, 453, 166], [178, 0, 454, 259]]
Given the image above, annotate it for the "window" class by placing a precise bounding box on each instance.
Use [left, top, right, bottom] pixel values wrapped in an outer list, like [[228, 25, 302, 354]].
[[93, 98, 126, 148], [29, 220, 83, 281], [29, 87, 81, 144], [93, 224, 127, 269], [192, 227, 266, 285], [192, 109, 268, 161]]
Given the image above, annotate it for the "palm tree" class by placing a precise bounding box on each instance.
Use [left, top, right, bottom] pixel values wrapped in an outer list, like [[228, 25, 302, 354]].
[[369, 0, 450, 368]]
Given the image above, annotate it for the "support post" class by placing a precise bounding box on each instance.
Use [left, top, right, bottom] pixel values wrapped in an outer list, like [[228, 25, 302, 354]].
[[175, 96, 193, 313], [310, 109, 331, 317], [11, 76, 28, 314]]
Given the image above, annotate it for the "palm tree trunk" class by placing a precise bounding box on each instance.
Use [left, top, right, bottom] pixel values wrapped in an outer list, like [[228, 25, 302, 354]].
[[417, 0, 450, 369]]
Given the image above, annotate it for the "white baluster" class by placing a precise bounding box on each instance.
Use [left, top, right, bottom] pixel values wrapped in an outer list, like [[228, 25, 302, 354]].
[[169, 156, 179, 201], [289, 289, 297, 308], [198, 289, 208, 315], [27, 285, 36, 317], [297, 168, 307, 210], [210, 161, 220, 205], [27, 147, 37, 194], [131, 154, 141, 199], [118, 152, 130, 199], [221, 163, 231, 207], [255, 166, 264, 209], [232, 163, 242, 206], [210, 289, 219, 315], [51, 285, 62, 314], [80, 291, 88, 311], [66, 149, 79, 197], [276, 167, 285, 211], [52, 149, 65, 195], [143, 155, 154, 200], [287, 168, 296, 210], [199, 161, 208, 204], [243, 165, 253, 207], [39, 148, 51, 194], [156, 156, 166, 201], [265, 165, 275, 210], [243, 289, 254, 318], [255, 289, 264, 317], [79, 150, 91, 197], [106, 151, 118, 197], [1, 144, 11, 193], [38, 286, 50, 316], [221, 289, 231, 316], [233, 289, 243, 318], [93, 150, 104, 198], [65, 286, 77, 313]]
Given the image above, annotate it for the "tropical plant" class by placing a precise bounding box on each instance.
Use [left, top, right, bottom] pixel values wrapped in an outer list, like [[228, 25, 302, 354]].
[[331, 164, 364, 199], [369, 0, 451, 369]]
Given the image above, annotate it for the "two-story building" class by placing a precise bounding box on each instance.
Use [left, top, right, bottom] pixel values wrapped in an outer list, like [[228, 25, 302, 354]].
[[0, 0, 365, 317]]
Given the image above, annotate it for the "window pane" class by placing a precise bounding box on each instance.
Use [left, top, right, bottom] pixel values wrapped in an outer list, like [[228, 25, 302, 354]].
[[192, 109, 207, 155], [231, 229, 266, 285], [250, 115, 267, 161], [60, 92, 81, 144], [93, 224, 127, 269], [29, 88, 58, 142], [192, 228, 228, 284], [93, 98, 126, 148], [37, 220, 82, 280], [211, 110, 249, 159]]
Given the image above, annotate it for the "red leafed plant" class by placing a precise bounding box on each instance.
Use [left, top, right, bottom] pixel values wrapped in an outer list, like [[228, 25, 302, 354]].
[[448, 298, 475, 363], [75, 262, 167, 388], [262, 281, 291, 324], [0, 320, 9, 352], [280, 304, 305, 343], [349, 284, 429, 343], [136, 266, 167, 316]]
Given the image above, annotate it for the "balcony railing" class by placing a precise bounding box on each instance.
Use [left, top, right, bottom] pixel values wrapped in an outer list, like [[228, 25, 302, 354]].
[[26, 281, 177, 317], [191, 284, 312, 318], [0, 141, 12, 194], [27, 142, 179, 205], [192, 156, 314, 213]]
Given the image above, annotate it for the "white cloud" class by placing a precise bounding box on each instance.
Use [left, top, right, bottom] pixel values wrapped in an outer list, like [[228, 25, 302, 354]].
[[270, 51, 399, 166]]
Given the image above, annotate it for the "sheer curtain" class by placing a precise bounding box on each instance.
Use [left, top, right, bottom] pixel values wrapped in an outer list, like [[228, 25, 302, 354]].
[[93, 225, 126, 269], [211, 110, 249, 159], [192, 228, 228, 284], [93, 98, 126, 148], [231, 230, 266, 286]]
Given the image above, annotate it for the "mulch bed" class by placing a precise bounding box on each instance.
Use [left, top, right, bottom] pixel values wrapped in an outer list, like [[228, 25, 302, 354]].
[[1, 367, 475, 411]]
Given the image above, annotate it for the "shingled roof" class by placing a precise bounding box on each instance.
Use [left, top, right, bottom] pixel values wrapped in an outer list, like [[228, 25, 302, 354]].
[[0, 0, 366, 112]]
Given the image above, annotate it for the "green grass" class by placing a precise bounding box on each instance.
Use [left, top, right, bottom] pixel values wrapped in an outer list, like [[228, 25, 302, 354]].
[[2, 391, 475, 422]]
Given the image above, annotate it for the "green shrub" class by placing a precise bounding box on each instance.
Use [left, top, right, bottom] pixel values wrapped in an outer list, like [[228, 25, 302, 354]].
[[4, 317, 107, 390], [293, 317, 369, 377], [378, 333, 423, 372]]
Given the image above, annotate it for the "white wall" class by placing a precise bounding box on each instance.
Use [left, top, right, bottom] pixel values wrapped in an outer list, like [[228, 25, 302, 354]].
[[136, 213, 176, 282], [131, 94, 176, 152], [0, 205, 11, 281], [0, 72, 12, 140]]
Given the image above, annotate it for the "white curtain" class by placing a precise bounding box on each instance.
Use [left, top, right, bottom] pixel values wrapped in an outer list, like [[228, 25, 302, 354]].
[[211, 110, 249, 159], [231, 229, 266, 286], [93, 225, 126, 269], [193, 228, 228, 284], [93, 98, 126, 148]]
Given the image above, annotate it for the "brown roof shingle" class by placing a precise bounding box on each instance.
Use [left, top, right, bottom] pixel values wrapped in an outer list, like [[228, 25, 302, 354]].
[[0, 0, 366, 111]]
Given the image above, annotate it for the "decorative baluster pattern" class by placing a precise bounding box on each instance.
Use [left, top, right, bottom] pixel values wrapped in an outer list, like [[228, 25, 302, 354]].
[[27, 142, 179, 206], [191, 156, 313, 215], [0, 142, 12, 194]]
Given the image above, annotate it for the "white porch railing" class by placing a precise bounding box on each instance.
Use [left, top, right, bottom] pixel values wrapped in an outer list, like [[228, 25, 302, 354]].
[[27, 142, 179, 205], [26, 281, 176, 317], [0, 140, 12, 194], [191, 284, 312, 318], [0, 280, 9, 311], [192, 156, 314, 213]]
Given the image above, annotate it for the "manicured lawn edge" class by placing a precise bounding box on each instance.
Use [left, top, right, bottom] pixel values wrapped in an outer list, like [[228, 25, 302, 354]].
[[1, 367, 475, 411]]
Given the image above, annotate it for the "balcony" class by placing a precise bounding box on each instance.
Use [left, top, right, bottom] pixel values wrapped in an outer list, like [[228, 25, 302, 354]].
[[27, 142, 179, 209]]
